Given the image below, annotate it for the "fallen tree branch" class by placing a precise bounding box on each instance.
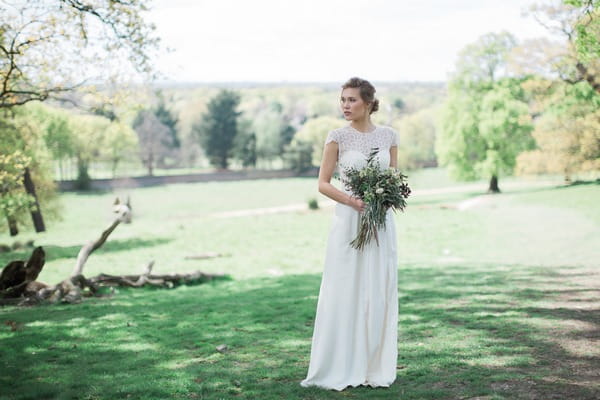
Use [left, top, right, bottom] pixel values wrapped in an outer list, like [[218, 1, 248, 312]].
[[1, 198, 227, 307], [184, 252, 225, 260], [88, 268, 224, 289]]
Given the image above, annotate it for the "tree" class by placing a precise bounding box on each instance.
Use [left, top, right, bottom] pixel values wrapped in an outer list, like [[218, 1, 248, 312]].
[[68, 113, 112, 189], [453, 31, 517, 89], [292, 116, 344, 167], [23, 103, 76, 181], [253, 105, 287, 164], [524, 1, 600, 93], [393, 106, 439, 170], [279, 124, 296, 153], [133, 110, 171, 176], [475, 85, 535, 191], [0, 110, 57, 235], [393, 98, 405, 111], [510, 2, 600, 180], [564, 0, 600, 62], [233, 119, 257, 168], [437, 32, 534, 192], [193, 90, 241, 169], [153, 93, 180, 167], [283, 140, 314, 173], [516, 81, 600, 180], [0, 0, 159, 108], [103, 121, 138, 177], [0, 121, 34, 236]]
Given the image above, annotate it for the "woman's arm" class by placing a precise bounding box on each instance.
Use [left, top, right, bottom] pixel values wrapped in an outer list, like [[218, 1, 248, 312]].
[[390, 145, 398, 169], [318, 142, 365, 212]]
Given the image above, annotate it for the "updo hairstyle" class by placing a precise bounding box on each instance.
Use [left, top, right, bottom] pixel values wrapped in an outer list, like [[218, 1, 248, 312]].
[[341, 77, 379, 114]]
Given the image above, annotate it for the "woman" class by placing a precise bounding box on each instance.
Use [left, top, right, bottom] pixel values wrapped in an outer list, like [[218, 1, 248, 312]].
[[300, 77, 399, 391]]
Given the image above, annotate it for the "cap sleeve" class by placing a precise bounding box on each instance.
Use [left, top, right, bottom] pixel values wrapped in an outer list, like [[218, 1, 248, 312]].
[[390, 128, 399, 146], [324, 129, 340, 145]]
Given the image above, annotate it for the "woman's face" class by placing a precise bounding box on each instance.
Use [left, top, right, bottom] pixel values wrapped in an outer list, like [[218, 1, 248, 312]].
[[340, 87, 369, 121]]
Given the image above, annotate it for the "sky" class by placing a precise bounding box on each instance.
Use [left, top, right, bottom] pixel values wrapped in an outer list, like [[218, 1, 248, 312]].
[[148, 0, 554, 83]]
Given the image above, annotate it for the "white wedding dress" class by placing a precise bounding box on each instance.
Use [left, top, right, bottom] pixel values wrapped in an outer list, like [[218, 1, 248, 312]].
[[300, 125, 399, 391]]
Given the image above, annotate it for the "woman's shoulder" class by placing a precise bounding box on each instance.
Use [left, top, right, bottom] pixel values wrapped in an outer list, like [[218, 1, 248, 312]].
[[375, 125, 399, 145], [375, 125, 397, 134], [325, 126, 352, 144], [331, 125, 353, 134]]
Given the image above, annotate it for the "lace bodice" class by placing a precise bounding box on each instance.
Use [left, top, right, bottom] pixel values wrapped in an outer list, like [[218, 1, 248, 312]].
[[325, 125, 398, 155], [326, 125, 399, 193]]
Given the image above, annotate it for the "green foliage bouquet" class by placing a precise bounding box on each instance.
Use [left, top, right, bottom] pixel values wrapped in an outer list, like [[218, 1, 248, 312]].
[[343, 148, 411, 250]]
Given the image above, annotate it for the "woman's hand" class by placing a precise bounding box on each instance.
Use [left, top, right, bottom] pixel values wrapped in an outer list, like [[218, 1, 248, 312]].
[[348, 196, 366, 212]]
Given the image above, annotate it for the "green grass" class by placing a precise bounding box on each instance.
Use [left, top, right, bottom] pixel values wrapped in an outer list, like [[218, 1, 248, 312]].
[[1, 173, 599, 399]]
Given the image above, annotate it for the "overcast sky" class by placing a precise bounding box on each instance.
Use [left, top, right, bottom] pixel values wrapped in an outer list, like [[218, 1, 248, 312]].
[[148, 0, 553, 83]]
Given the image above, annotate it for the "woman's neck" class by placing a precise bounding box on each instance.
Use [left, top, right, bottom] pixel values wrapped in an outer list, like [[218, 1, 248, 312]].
[[351, 118, 375, 133]]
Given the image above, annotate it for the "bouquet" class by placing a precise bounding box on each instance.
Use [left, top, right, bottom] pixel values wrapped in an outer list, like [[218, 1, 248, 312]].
[[342, 148, 411, 250]]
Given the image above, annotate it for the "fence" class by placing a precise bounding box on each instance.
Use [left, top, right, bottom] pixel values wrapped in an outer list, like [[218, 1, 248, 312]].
[[57, 168, 319, 191]]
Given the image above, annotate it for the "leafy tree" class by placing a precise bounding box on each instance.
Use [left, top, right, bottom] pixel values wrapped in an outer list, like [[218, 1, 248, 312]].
[[154, 93, 180, 151], [233, 119, 257, 168], [524, 2, 600, 93], [24, 103, 75, 181], [68, 113, 112, 189], [393, 98, 406, 111], [292, 116, 344, 167], [453, 31, 517, 89], [279, 124, 296, 153], [0, 111, 57, 235], [133, 110, 171, 176], [283, 140, 314, 173], [393, 106, 439, 170], [0, 120, 34, 236], [103, 121, 139, 177], [253, 106, 287, 164], [0, 0, 159, 108], [511, 2, 599, 180], [516, 81, 600, 180], [475, 85, 534, 190], [437, 32, 534, 192], [564, 0, 600, 62], [193, 90, 241, 169]]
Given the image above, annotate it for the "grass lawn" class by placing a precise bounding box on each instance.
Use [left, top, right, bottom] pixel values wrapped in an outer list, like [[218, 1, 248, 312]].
[[0, 172, 598, 399]]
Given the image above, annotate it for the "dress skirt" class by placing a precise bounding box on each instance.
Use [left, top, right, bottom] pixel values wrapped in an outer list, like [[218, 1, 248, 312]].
[[300, 202, 398, 391]]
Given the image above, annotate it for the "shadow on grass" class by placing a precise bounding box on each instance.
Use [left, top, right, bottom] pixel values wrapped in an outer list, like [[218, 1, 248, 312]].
[[564, 178, 600, 187], [0, 238, 173, 267], [0, 264, 598, 399]]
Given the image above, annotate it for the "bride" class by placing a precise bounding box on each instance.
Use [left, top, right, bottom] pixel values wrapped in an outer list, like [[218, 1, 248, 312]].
[[300, 77, 399, 391]]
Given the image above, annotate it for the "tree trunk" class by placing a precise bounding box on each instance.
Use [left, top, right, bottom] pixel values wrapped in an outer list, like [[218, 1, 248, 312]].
[[23, 167, 46, 233], [488, 175, 500, 193], [76, 156, 91, 190], [112, 158, 118, 178], [7, 216, 18, 236], [147, 152, 154, 176]]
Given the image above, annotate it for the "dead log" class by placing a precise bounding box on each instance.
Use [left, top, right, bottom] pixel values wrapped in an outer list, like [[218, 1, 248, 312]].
[[0, 199, 225, 307], [88, 265, 225, 289], [0, 258, 225, 306], [0, 247, 45, 297], [0, 261, 26, 291], [72, 201, 131, 277]]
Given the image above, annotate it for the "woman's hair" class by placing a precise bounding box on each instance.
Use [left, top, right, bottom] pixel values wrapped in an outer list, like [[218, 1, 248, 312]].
[[341, 77, 379, 114]]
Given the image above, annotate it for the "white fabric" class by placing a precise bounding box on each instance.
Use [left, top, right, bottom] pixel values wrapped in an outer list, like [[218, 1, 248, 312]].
[[300, 125, 399, 391], [325, 124, 398, 155]]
